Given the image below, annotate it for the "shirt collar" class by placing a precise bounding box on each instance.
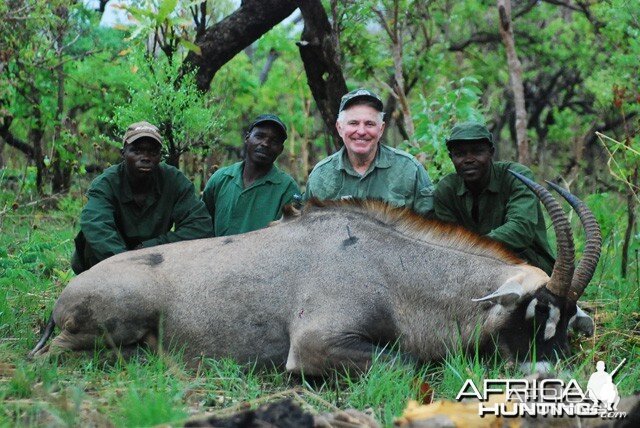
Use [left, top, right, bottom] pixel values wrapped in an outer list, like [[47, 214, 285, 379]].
[[224, 161, 284, 189], [335, 144, 390, 176]]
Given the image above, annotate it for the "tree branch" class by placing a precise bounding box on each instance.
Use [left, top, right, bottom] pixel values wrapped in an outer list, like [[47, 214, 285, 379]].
[[182, 0, 298, 91], [297, 0, 348, 153], [259, 48, 280, 85], [497, 0, 529, 165], [449, 32, 502, 51], [0, 116, 35, 159]]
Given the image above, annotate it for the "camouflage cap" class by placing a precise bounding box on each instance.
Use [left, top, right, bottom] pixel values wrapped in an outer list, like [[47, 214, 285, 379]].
[[339, 88, 384, 113], [248, 114, 288, 141], [123, 121, 163, 147], [446, 122, 493, 146]]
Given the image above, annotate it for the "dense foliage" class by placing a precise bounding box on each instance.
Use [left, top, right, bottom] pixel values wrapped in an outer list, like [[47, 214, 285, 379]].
[[1, 1, 637, 185]]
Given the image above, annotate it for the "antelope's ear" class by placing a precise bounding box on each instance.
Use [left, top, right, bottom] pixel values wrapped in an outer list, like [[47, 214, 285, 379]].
[[472, 270, 546, 308], [472, 274, 527, 308]]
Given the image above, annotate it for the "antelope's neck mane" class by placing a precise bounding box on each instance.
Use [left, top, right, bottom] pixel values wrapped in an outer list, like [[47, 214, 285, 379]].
[[299, 198, 524, 265]]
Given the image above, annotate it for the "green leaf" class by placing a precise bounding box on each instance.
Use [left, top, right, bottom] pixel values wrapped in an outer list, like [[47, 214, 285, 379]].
[[179, 39, 201, 56], [126, 24, 147, 42], [157, 0, 179, 22], [125, 6, 156, 22]]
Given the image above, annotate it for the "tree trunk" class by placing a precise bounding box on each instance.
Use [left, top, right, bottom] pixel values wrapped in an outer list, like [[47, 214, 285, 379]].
[[30, 125, 45, 195], [300, 98, 312, 179], [163, 121, 180, 168], [621, 182, 636, 278], [259, 48, 280, 85], [391, 39, 414, 140], [51, 47, 69, 192], [51, 6, 72, 194], [621, 107, 638, 276], [97, 0, 109, 14], [371, 2, 414, 141], [183, 0, 298, 91], [497, 0, 529, 165], [297, 0, 348, 153]]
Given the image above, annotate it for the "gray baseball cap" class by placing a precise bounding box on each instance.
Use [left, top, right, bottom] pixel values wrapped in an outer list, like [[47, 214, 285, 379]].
[[339, 88, 384, 113], [123, 121, 163, 147], [248, 114, 287, 140]]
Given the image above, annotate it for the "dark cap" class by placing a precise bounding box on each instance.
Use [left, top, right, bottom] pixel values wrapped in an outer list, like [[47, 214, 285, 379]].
[[339, 88, 384, 113], [248, 114, 287, 140], [123, 121, 163, 147], [446, 122, 493, 146]]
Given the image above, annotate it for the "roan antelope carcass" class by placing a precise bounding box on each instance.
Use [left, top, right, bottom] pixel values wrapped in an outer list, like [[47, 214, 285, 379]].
[[30, 172, 600, 374]]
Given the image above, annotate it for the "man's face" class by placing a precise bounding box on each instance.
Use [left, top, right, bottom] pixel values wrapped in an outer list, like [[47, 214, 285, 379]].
[[336, 104, 385, 160], [448, 140, 494, 185], [123, 138, 162, 181], [244, 124, 285, 166]]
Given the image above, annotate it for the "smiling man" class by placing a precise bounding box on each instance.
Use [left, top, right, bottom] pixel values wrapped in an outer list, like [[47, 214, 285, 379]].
[[434, 121, 555, 274], [202, 114, 300, 236], [70, 121, 213, 274], [305, 88, 434, 215]]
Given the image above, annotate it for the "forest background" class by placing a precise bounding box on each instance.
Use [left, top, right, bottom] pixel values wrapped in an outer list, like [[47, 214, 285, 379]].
[[0, 0, 639, 426]]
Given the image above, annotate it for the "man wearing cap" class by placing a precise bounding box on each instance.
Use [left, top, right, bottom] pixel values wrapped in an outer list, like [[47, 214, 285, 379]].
[[434, 121, 555, 274], [305, 88, 434, 215], [70, 121, 213, 274], [202, 114, 300, 236]]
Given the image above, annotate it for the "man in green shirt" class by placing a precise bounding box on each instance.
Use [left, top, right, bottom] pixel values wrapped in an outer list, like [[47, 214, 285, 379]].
[[304, 88, 434, 215], [71, 121, 213, 274], [202, 114, 300, 236], [434, 121, 555, 275]]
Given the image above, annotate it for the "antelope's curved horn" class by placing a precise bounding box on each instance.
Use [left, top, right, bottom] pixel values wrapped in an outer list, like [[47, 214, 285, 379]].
[[546, 181, 602, 302], [508, 170, 574, 298]]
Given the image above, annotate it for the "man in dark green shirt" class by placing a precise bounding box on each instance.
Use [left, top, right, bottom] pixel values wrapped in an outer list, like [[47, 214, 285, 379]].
[[202, 114, 300, 236], [71, 121, 213, 274], [434, 122, 555, 275], [305, 88, 433, 215]]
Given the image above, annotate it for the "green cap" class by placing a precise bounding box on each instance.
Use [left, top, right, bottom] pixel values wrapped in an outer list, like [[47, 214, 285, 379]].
[[339, 88, 384, 113], [123, 121, 163, 147], [249, 114, 287, 140], [446, 122, 493, 146]]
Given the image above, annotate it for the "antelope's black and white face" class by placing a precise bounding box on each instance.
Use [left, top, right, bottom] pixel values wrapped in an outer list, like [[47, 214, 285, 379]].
[[473, 277, 594, 367], [470, 171, 601, 370], [497, 288, 593, 370], [500, 288, 574, 362]]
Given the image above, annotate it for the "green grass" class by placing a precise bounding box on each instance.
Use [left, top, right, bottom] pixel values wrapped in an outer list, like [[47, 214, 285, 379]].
[[0, 188, 637, 427], [338, 353, 430, 426], [110, 355, 189, 426], [200, 358, 274, 406]]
